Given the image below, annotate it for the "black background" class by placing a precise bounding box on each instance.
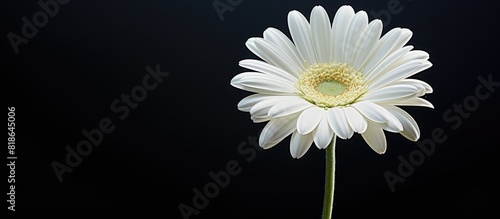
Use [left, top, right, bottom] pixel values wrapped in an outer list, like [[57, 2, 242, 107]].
[[3, 0, 497, 218]]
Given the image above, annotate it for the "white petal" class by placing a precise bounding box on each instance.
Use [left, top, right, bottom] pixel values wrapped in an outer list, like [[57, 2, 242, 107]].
[[288, 10, 317, 64], [310, 6, 332, 63], [352, 101, 403, 132], [365, 46, 413, 82], [263, 28, 305, 74], [332, 5, 355, 62], [230, 74, 246, 89], [394, 97, 434, 109], [249, 97, 288, 121], [268, 96, 313, 118], [237, 72, 296, 93], [368, 48, 431, 83], [391, 28, 413, 53], [375, 28, 412, 58], [362, 28, 403, 75], [391, 79, 433, 94], [362, 84, 421, 104], [313, 115, 335, 149], [343, 106, 367, 133], [250, 96, 300, 115], [259, 113, 300, 149], [252, 38, 303, 77], [384, 106, 420, 141], [368, 60, 432, 91], [239, 59, 298, 83], [297, 107, 325, 135], [251, 116, 271, 123], [249, 96, 301, 123], [351, 19, 383, 70], [290, 130, 314, 159], [326, 107, 354, 139], [351, 101, 390, 123], [383, 81, 426, 97], [231, 73, 292, 94], [343, 10, 368, 64], [361, 122, 387, 154], [395, 50, 430, 64], [238, 94, 274, 112]]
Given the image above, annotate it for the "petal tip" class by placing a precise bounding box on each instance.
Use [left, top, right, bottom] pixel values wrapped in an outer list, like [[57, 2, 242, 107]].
[[339, 5, 354, 10], [313, 5, 325, 10], [230, 77, 240, 87], [408, 137, 419, 142], [288, 10, 302, 18]]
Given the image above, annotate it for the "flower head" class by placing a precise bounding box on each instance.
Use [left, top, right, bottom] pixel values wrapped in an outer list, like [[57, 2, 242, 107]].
[[231, 5, 433, 158]]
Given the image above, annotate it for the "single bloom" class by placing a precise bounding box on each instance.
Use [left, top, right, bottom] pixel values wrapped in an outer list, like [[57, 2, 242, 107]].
[[231, 5, 433, 158]]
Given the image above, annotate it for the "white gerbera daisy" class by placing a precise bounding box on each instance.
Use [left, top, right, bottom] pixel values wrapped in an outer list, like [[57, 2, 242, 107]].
[[231, 5, 432, 218], [231, 5, 432, 158]]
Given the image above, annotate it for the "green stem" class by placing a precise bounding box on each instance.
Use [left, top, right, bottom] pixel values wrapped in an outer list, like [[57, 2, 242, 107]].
[[322, 138, 336, 219]]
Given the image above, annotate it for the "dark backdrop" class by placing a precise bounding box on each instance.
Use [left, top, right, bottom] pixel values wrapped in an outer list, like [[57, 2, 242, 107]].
[[3, 0, 497, 218]]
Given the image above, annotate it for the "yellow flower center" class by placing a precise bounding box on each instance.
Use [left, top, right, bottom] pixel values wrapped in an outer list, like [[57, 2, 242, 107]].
[[296, 63, 367, 108]]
